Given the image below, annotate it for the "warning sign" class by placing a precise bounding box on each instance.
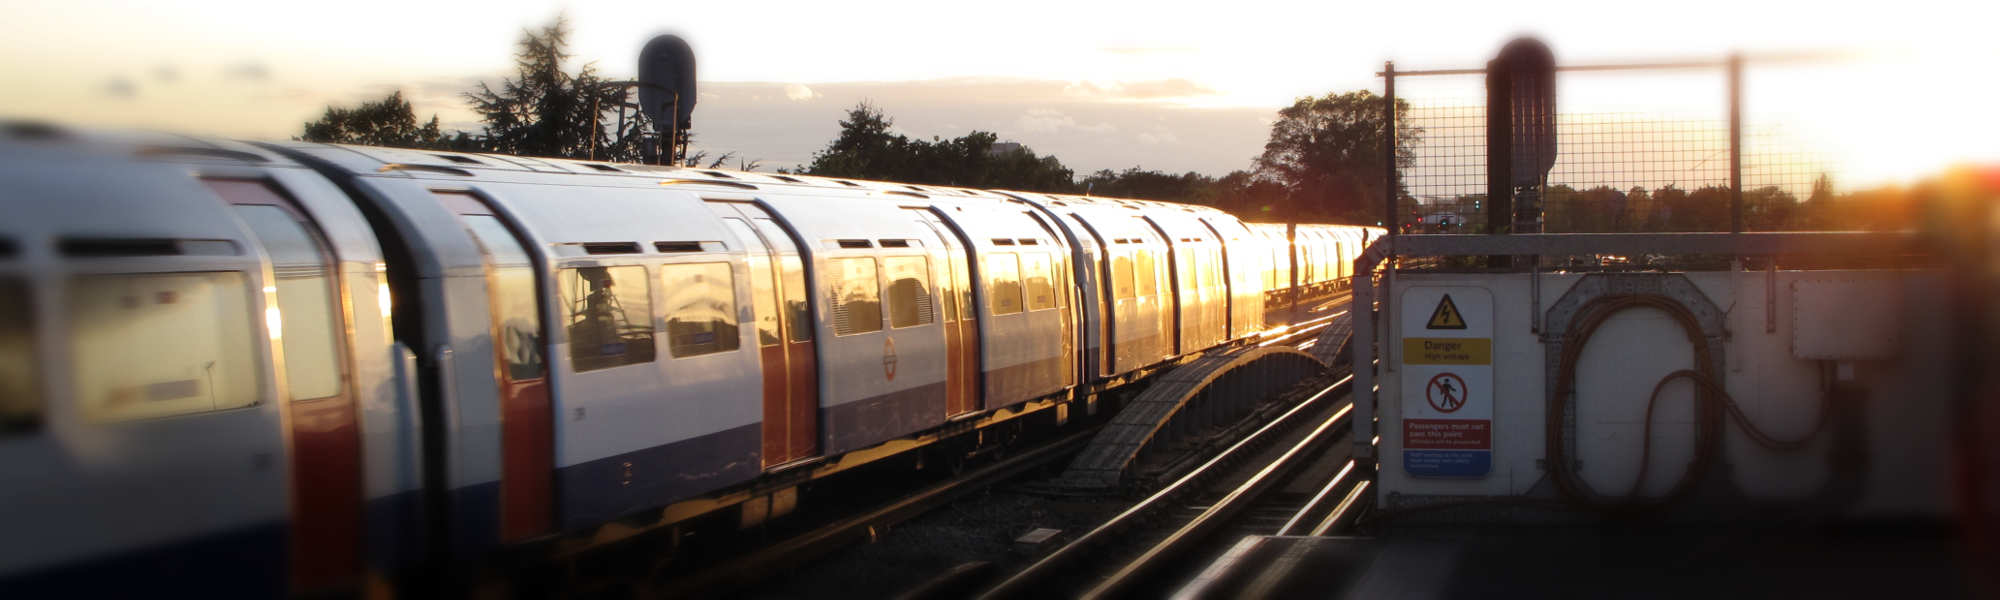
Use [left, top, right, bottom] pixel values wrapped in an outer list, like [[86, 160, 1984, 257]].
[[1403, 419, 1491, 449], [1401, 338, 1492, 365], [1426, 294, 1468, 329], [1400, 287, 1493, 478]]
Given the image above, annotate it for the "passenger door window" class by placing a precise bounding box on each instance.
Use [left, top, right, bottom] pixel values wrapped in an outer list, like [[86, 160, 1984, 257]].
[[1111, 250, 1135, 300], [1134, 249, 1159, 297], [754, 219, 813, 342], [722, 220, 782, 346], [0, 278, 37, 431], [458, 215, 546, 380], [231, 204, 343, 400]]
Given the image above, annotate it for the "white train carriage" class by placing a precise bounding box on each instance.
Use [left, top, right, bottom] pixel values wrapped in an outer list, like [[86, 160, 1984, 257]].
[[757, 189, 959, 453], [0, 132, 405, 594], [1, 123, 1391, 595], [1025, 196, 1176, 378], [265, 144, 834, 539], [1196, 207, 1270, 340]]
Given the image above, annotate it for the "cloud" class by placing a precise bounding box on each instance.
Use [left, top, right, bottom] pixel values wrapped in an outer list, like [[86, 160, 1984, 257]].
[[102, 77, 137, 98], [1015, 109, 1072, 133], [1061, 78, 1218, 101], [639, 79, 1273, 174], [783, 83, 819, 101], [1099, 45, 1196, 56], [1116, 79, 1216, 99], [1016, 109, 1116, 135], [224, 62, 271, 81], [1137, 127, 1181, 145]]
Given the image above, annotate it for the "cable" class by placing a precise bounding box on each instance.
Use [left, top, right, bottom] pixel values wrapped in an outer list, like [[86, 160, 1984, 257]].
[[1550, 293, 1831, 510]]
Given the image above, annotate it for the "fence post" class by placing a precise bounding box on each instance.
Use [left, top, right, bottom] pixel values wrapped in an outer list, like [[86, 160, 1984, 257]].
[[1729, 52, 1744, 234], [1384, 61, 1398, 236]]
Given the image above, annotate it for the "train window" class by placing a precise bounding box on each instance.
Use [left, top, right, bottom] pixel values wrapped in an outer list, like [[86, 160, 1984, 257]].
[[461, 216, 546, 380], [1195, 251, 1216, 294], [1022, 252, 1055, 311], [1301, 244, 1316, 284], [753, 219, 812, 343], [1210, 252, 1226, 293], [1134, 249, 1159, 297], [882, 256, 934, 328], [722, 220, 781, 346], [0, 279, 36, 433], [70, 272, 261, 422], [831, 257, 882, 335], [986, 253, 1024, 315], [559, 266, 656, 372], [1111, 252, 1135, 300], [660, 262, 741, 358], [234, 205, 342, 400]]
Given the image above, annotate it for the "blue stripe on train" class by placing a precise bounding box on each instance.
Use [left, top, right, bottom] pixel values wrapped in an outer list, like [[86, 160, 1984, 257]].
[[2, 521, 287, 598], [555, 422, 761, 530], [550, 381, 954, 532], [821, 382, 949, 455]]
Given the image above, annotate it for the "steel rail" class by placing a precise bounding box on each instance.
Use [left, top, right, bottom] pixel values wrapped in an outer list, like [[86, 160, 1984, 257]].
[[1309, 480, 1373, 537], [1277, 414, 1383, 537], [658, 426, 1097, 597], [1081, 403, 1351, 599], [1275, 460, 1357, 536], [978, 374, 1353, 599]]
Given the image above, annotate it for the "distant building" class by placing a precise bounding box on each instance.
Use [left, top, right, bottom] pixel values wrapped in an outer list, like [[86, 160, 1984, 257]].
[[988, 141, 1024, 156]]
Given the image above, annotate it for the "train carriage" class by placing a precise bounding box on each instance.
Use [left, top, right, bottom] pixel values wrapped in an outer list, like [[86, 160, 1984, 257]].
[[0, 125, 1386, 595], [0, 133, 406, 595]]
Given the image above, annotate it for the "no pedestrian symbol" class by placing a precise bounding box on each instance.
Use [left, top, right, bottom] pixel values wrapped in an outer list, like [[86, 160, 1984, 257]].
[[1427, 372, 1467, 413]]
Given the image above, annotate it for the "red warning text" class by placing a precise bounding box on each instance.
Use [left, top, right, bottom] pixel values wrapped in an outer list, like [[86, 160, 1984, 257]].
[[1404, 419, 1491, 450]]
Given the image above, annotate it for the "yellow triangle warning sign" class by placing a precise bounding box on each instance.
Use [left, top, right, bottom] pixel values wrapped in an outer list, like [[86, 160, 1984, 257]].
[[1427, 294, 1467, 329]]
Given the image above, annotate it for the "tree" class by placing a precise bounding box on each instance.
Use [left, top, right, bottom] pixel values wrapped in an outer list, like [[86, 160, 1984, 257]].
[[299, 91, 452, 149], [1253, 91, 1421, 224], [464, 15, 629, 160], [1080, 168, 1216, 202], [801, 102, 904, 178], [1745, 185, 1801, 231], [1805, 173, 1836, 230], [1650, 185, 1686, 231], [800, 102, 1076, 192], [1208, 171, 1290, 220]]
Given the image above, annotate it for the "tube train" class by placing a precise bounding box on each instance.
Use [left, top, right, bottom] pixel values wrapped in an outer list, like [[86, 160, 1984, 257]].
[[0, 125, 1379, 595]]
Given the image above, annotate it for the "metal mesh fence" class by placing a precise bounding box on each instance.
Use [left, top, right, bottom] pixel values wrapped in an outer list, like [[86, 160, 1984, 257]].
[[1393, 62, 1832, 234]]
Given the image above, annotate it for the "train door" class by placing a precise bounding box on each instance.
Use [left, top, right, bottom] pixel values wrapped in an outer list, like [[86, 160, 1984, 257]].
[[909, 209, 979, 417], [1136, 217, 1189, 355], [708, 201, 819, 467], [205, 178, 364, 588], [435, 191, 553, 542]]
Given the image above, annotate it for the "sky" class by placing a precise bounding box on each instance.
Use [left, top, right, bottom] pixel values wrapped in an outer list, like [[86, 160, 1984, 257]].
[[1, 0, 1995, 187]]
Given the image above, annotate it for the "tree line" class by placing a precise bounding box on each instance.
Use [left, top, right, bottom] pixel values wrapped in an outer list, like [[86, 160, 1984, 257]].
[[301, 15, 1925, 231], [790, 92, 1414, 227]]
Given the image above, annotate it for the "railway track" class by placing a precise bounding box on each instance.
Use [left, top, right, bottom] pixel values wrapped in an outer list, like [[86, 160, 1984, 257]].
[[653, 321, 1355, 598], [651, 425, 1100, 597], [975, 372, 1365, 599]]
